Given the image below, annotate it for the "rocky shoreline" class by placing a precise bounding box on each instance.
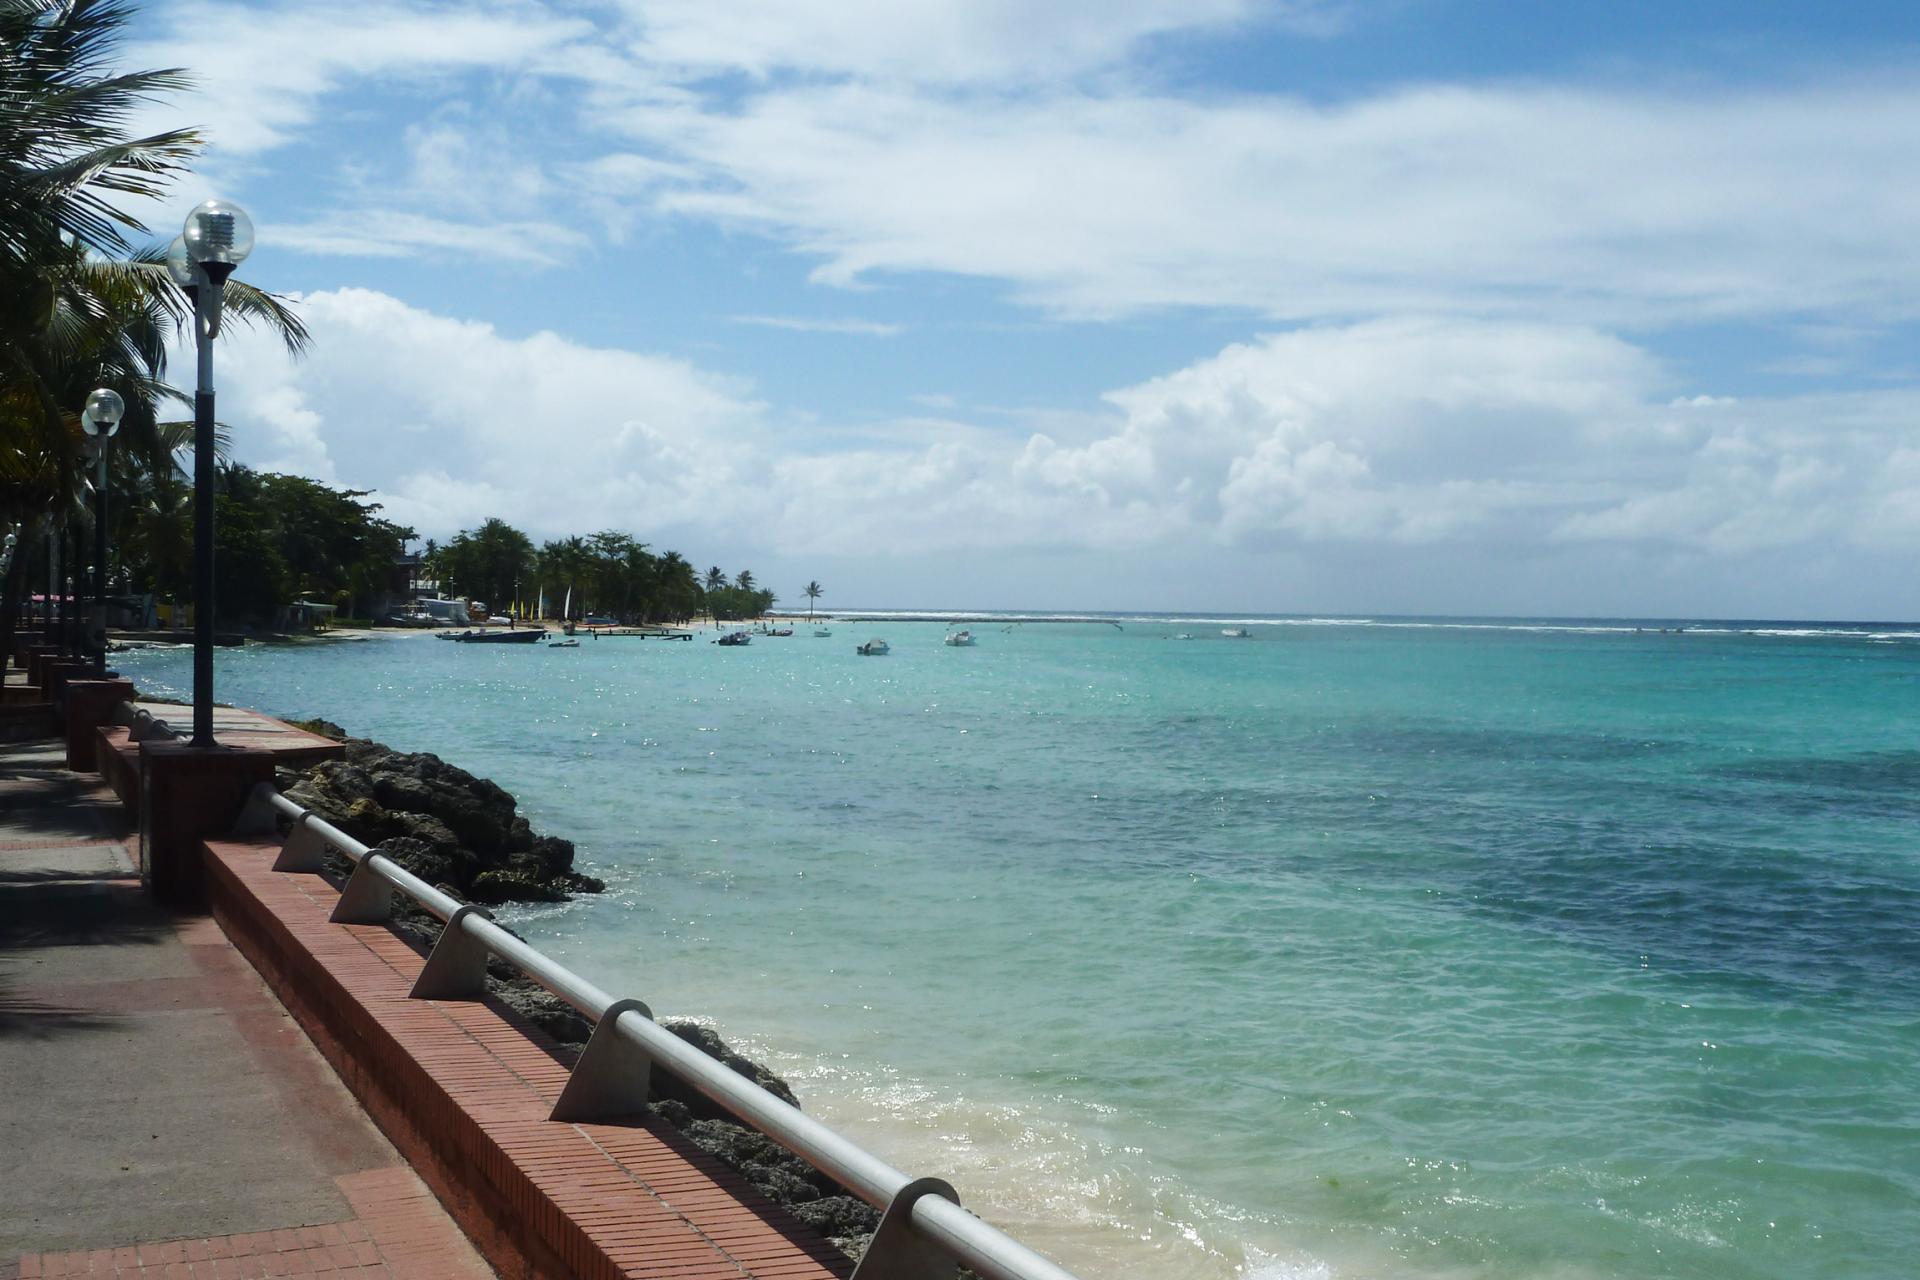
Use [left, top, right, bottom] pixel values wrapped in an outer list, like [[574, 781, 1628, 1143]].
[[277, 720, 884, 1262]]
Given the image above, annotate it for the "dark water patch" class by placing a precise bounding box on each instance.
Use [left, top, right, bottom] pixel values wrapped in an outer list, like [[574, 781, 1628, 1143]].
[[1458, 823, 1920, 1009], [1715, 750, 1920, 795]]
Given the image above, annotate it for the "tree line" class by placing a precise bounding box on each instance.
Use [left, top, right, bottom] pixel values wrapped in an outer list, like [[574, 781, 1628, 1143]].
[[429, 518, 779, 624]]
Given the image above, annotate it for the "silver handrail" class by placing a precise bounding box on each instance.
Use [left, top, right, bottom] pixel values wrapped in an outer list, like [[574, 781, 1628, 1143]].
[[116, 699, 179, 742], [241, 784, 1082, 1280]]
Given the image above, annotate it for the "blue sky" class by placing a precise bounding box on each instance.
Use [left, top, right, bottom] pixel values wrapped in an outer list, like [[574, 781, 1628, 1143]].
[[121, 1, 1920, 617]]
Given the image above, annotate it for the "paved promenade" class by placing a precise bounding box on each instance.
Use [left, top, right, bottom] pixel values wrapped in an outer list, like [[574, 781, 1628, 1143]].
[[0, 740, 493, 1279]]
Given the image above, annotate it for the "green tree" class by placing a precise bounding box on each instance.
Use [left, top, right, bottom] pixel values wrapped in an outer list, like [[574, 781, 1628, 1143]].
[[803, 580, 822, 618], [0, 0, 306, 650], [437, 518, 534, 613]]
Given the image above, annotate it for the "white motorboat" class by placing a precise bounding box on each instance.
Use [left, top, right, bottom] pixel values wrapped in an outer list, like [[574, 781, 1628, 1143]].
[[1221, 627, 1250, 638], [813, 626, 833, 637], [548, 638, 579, 648], [858, 638, 890, 655], [943, 629, 975, 646]]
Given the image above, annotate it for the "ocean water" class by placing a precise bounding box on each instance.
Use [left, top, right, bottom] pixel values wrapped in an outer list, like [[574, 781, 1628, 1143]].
[[114, 615, 1920, 1280]]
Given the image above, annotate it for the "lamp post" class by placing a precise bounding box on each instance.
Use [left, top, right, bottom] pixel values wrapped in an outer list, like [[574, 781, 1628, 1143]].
[[168, 199, 255, 748], [81, 388, 125, 673]]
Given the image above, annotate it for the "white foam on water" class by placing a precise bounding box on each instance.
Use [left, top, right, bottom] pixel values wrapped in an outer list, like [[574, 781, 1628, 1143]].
[[672, 1019, 1311, 1280]]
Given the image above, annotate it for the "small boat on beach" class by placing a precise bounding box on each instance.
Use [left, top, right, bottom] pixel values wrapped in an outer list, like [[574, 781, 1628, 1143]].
[[454, 628, 543, 645], [944, 629, 975, 646], [715, 631, 751, 646], [1221, 627, 1250, 638], [857, 639, 890, 656]]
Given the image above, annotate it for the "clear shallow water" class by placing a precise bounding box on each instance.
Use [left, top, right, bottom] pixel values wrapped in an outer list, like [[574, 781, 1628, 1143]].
[[116, 617, 1920, 1279]]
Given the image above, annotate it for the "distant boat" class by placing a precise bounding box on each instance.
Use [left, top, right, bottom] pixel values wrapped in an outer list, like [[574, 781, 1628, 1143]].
[[454, 628, 542, 645], [944, 629, 975, 646], [1174, 633, 1195, 640], [858, 638, 890, 656], [813, 626, 833, 637], [1221, 628, 1250, 638], [548, 638, 579, 648], [715, 631, 751, 646], [768, 627, 794, 636]]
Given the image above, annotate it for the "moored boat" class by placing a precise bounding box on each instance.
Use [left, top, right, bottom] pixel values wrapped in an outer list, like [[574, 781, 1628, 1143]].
[[715, 631, 751, 646], [813, 626, 833, 637], [857, 638, 890, 655], [454, 628, 543, 644], [944, 629, 975, 646], [1221, 627, 1250, 638]]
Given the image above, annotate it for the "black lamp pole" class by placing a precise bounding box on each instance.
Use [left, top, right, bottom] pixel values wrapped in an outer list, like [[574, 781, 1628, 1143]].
[[172, 200, 251, 751], [189, 267, 231, 748], [81, 388, 124, 675]]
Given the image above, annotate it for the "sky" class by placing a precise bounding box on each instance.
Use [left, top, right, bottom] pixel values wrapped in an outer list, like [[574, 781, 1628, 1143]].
[[118, 0, 1920, 618]]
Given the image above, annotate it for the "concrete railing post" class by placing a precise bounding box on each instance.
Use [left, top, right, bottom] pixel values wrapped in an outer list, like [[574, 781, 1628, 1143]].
[[42, 658, 92, 707], [62, 678, 135, 771], [138, 741, 276, 909], [10, 629, 43, 671], [26, 643, 61, 689]]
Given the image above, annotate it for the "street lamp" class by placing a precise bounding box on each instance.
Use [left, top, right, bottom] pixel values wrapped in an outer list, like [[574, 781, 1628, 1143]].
[[80, 388, 125, 673], [169, 199, 255, 748]]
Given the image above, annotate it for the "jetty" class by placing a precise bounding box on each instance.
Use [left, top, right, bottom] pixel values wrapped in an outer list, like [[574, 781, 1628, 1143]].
[[1, 632, 1082, 1280]]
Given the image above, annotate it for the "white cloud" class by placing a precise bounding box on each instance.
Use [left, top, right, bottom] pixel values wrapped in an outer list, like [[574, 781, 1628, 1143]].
[[271, 210, 589, 264], [619, 76, 1920, 325], [730, 315, 904, 336], [623, 0, 1269, 84], [204, 298, 1920, 590], [208, 287, 765, 538], [133, 2, 1920, 334], [129, 1, 595, 156]]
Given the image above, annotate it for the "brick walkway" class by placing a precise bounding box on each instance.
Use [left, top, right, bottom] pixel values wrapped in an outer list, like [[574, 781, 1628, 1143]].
[[19, 1167, 474, 1278], [0, 741, 491, 1280]]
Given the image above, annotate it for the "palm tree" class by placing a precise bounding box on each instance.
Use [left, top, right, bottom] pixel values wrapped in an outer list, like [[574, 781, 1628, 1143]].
[[735, 569, 754, 593], [658, 550, 698, 623], [1, 0, 307, 653], [803, 580, 822, 618]]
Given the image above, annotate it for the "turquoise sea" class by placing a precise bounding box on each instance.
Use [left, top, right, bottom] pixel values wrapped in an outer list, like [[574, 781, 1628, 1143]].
[[114, 615, 1920, 1280]]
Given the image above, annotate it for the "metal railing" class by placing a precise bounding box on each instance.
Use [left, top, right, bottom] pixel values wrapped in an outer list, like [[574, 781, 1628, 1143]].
[[115, 699, 180, 742], [233, 783, 1083, 1280]]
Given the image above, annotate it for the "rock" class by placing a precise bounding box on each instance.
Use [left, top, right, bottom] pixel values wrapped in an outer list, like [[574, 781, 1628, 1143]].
[[790, 1196, 880, 1242], [684, 1118, 833, 1200], [740, 1159, 821, 1205], [470, 870, 569, 904], [281, 724, 603, 906], [650, 1098, 694, 1130], [344, 796, 389, 828], [531, 833, 575, 873], [490, 980, 592, 1046], [372, 836, 458, 887], [662, 1021, 801, 1109], [391, 810, 463, 855]]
